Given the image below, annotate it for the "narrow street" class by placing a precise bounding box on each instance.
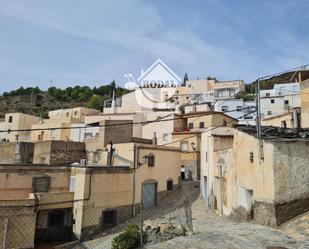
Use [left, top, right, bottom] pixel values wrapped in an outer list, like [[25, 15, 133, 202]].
[[147, 198, 309, 249], [79, 182, 309, 249]]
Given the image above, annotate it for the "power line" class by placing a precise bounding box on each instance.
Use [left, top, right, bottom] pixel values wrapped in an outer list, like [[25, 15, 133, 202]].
[[259, 64, 309, 80], [159, 109, 256, 147], [0, 109, 256, 209], [0, 106, 255, 134]]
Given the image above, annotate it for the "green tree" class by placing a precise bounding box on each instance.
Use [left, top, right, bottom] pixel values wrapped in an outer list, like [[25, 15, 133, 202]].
[[86, 95, 104, 110]]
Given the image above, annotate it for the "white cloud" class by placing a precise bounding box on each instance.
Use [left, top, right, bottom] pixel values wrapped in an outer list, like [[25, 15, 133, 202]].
[[0, 0, 308, 91]]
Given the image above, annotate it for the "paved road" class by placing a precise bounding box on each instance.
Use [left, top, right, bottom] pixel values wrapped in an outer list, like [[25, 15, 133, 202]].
[[147, 198, 309, 249], [281, 210, 309, 242], [78, 182, 309, 249]]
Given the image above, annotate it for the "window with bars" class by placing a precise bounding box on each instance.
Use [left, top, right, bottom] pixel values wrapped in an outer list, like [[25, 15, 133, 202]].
[[32, 175, 51, 193], [147, 154, 155, 167]]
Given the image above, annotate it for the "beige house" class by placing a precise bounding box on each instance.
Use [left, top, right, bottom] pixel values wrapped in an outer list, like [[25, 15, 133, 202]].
[[30, 107, 99, 142], [171, 112, 238, 181], [31, 119, 72, 141], [0, 113, 40, 142], [0, 140, 181, 245], [48, 107, 99, 122], [0, 165, 73, 248], [142, 113, 184, 145], [201, 125, 309, 227], [261, 108, 300, 128], [72, 142, 181, 239]]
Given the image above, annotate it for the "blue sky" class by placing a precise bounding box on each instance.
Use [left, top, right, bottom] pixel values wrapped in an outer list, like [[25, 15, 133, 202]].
[[0, 0, 308, 92]]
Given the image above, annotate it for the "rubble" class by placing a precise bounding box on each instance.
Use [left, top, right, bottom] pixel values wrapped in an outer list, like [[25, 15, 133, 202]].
[[144, 222, 188, 245]]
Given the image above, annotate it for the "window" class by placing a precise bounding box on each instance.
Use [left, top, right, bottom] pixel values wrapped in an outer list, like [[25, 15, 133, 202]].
[[267, 111, 272, 115], [284, 100, 289, 105], [206, 152, 208, 162], [266, 93, 270, 97], [102, 210, 117, 228], [236, 106, 242, 112], [8, 116, 13, 123], [229, 89, 235, 96], [221, 106, 228, 112], [188, 123, 194, 129], [163, 133, 168, 141], [186, 96, 190, 99], [181, 141, 189, 152], [32, 175, 51, 193], [223, 120, 227, 126], [74, 111, 78, 116], [48, 210, 65, 227], [199, 122, 205, 128], [270, 99, 275, 104], [66, 112, 70, 117], [147, 154, 155, 167], [281, 120, 287, 128], [250, 152, 254, 163], [167, 179, 173, 191]]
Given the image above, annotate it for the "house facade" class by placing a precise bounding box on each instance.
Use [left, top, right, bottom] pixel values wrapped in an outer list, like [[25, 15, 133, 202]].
[[0, 113, 40, 142], [201, 126, 309, 227]]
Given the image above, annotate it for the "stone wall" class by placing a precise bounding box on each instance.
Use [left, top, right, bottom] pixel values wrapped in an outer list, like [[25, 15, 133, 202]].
[[275, 197, 309, 226], [33, 140, 86, 164], [253, 201, 277, 227], [102, 120, 133, 146]]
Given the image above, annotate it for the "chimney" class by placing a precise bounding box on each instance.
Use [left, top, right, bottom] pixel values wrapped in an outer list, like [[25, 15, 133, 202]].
[[152, 132, 157, 146]]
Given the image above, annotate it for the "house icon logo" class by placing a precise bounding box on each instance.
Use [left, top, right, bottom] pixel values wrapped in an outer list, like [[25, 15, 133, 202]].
[[137, 59, 181, 87], [124, 59, 181, 109]]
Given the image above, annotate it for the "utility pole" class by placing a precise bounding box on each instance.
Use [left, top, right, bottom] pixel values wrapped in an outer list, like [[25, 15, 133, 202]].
[[255, 78, 264, 163], [132, 144, 137, 216]]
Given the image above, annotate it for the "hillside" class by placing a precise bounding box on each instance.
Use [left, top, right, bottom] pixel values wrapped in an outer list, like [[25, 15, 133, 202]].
[[0, 81, 130, 118], [245, 70, 309, 93]]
